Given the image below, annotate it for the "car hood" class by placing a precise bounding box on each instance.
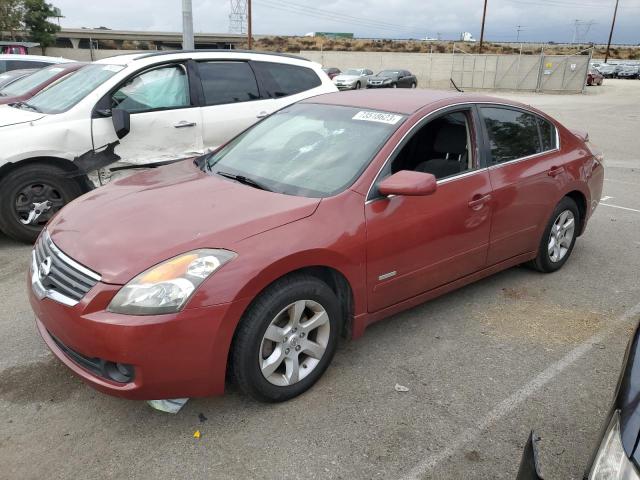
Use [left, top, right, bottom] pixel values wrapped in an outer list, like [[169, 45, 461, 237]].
[[371, 75, 398, 81], [614, 321, 640, 465], [0, 104, 45, 126], [47, 160, 321, 284], [334, 74, 361, 82]]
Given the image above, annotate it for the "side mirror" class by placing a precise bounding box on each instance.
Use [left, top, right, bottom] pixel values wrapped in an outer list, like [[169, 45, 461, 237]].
[[378, 170, 437, 197], [112, 108, 130, 139]]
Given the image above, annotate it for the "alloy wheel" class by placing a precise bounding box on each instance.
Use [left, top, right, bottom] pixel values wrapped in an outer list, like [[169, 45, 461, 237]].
[[259, 299, 330, 386], [548, 210, 575, 263]]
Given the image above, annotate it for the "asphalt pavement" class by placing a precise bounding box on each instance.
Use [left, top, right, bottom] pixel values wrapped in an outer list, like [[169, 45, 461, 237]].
[[1, 79, 639, 480]]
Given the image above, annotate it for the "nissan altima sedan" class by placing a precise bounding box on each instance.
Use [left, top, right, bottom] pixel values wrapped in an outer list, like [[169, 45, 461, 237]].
[[28, 89, 604, 403]]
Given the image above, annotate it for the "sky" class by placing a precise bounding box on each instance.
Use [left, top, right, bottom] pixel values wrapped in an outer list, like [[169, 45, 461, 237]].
[[51, 0, 640, 44]]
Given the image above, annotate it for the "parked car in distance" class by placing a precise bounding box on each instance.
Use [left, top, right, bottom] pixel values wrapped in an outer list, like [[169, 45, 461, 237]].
[[333, 68, 373, 90], [586, 69, 604, 86], [367, 69, 417, 88], [0, 54, 71, 73], [0, 62, 86, 105], [597, 65, 617, 78], [0, 50, 337, 243], [29, 89, 604, 404], [322, 67, 341, 79], [0, 69, 35, 89], [618, 66, 640, 79]]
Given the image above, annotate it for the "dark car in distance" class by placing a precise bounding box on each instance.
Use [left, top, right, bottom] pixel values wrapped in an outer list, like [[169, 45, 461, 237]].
[[322, 67, 341, 80], [367, 69, 417, 88], [618, 66, 640, 80]]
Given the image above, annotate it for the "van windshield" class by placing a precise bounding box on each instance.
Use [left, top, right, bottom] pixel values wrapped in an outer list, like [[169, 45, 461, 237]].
[[24, 64, 124, 114]]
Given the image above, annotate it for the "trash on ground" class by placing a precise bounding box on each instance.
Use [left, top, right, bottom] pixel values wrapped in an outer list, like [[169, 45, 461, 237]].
[[147, 398, 189, 413], [394, 384, 410, 392], [193, 430, 201, 439]]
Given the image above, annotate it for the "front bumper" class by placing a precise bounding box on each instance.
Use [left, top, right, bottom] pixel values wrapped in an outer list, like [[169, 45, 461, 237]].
[[335, 83, 358, 90], [29, 276, 246, 400], [366, 83, 393, 88]]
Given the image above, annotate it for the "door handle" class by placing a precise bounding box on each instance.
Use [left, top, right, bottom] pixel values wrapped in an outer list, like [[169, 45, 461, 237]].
[[468, 193, 492, 210], [256, 111, 269, 119], [548, 166, 565, 177], [174, 121, 197, 128]]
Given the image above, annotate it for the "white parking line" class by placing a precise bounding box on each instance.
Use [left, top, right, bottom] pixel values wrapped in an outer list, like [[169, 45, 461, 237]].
[[399, 300, 640, 480], [600, 203, 640, 214]]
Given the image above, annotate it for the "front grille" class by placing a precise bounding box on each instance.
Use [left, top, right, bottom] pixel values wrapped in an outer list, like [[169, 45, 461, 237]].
[[34, 231, 100, 303]]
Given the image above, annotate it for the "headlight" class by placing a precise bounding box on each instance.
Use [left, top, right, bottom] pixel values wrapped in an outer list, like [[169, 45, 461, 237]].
[[383, 78, 392, 83], [590, 410, 640, 480], [107, 249, 236, 315]]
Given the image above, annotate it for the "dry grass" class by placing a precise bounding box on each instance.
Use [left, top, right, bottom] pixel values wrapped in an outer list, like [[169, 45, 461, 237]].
[[241, 36, 640, 60]]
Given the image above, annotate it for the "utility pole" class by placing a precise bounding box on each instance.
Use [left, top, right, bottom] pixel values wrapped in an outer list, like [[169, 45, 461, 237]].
[[479, 0, 488, 53], [516, 25, 525, 42], [247, 0, 252, 49], [182, 0, 194, 50], [604, 0, 619, 63]]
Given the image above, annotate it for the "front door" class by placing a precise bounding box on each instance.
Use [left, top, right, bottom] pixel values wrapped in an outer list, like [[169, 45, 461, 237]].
[[365, 108, 493, 312], [91, 63, 203, 166]]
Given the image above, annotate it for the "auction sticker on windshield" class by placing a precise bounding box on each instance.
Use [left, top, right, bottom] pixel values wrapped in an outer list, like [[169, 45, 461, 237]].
[[352, 111, 403, 125]]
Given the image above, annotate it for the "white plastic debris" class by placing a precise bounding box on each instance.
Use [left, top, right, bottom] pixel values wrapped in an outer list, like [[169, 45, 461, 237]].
[[147, 398, 189, 413], [394, 384, 409, 392]]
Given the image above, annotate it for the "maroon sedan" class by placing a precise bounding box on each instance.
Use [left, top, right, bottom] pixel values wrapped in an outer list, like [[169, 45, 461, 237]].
[[28, 90, 604, 403], [0, 62, 85, 105], [587, 69, 604, 86]]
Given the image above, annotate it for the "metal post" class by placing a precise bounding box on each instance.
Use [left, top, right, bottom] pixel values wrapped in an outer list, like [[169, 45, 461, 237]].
[[182, 0, 194, 50], [604, 0, 619, 63], [247, 0, 253, 50], [479, 0, 488, 54], [536, 46, 545, 92]]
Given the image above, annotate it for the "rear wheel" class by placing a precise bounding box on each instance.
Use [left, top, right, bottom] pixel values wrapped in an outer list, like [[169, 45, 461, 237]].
[[231, 274, 341, 402], [411, 82, 417, 88], [354, 81, 361, 90], [0, 164, 84, 243], [530, 197, 580, 273]]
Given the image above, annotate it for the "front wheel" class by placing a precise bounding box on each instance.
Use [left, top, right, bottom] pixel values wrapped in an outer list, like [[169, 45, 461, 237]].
[[231, 274, 341, 402], [529, 197, 580, 273], [0, 164, 84, 243]]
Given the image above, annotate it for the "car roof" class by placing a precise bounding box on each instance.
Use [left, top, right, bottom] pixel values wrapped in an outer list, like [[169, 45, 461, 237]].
[[95, 50, 317, 68], [302, 89, 530, 115], [0, 54, 73, 63]]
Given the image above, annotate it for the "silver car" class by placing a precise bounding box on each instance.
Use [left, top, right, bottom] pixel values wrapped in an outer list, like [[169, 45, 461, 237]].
[[332, 68, 373, 90]]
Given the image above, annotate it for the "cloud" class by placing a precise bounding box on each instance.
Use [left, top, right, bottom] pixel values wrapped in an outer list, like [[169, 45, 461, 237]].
[[53, 0, 639, 44]]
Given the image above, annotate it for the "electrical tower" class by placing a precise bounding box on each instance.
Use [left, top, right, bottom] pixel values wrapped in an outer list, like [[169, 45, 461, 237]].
[[229, 0, 248, 34]]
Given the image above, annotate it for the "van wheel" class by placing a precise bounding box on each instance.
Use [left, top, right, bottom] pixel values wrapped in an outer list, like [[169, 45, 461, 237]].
[[0, 164, 84, 243], [231, 274, 341, 402], [529, 197, 580, 273]]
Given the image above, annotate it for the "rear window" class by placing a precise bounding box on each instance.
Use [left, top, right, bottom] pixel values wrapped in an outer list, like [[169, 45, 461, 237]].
[[197, 61, 260, 106], [253, 62, 321, 98]]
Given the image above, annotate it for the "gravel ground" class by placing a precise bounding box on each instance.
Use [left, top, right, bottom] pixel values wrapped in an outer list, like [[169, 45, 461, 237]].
[[1, 79, 639, 480]]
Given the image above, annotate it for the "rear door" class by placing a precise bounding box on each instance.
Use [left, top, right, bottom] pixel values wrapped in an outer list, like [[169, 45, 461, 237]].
[[196, 60, 275, 152], [479, 105, 562, 265], [91, 62, 202, 165]]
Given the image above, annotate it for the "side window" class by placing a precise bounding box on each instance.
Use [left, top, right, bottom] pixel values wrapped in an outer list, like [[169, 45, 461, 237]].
[[0, 61, 6, 74], [111, 64, 189, 113], [481, 107, 541, 164], [389, 111, 475, 181], [253, 62, 322, 98], [538, 117, 557, 151], [197, 61, 259, 106]]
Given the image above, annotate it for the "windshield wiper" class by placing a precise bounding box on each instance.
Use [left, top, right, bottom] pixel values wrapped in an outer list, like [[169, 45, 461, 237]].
[[215, 170, 273, 192], [13, 101, 41, 112]]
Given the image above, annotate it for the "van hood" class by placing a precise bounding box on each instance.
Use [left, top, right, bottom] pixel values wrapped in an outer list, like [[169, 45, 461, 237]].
[[47, 160, 321, 284], [0, 104, 45, 127]]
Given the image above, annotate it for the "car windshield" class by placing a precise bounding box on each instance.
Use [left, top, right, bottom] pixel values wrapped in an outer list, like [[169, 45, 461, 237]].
[[203, 103, 406, 197], [0, 65, 67, 96], [343, 69, 362, 75], [24, 64, 124, 114], [377, 70, 400, 76]]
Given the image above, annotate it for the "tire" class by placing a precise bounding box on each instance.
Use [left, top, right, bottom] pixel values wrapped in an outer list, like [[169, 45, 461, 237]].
[[392, 83, 397, 88], [231, 274, 342, 402], [0, 163, 84, 244], [411, 82, 417, 88], [354, 81, 361, 90], [529, 197, 580, 273]]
